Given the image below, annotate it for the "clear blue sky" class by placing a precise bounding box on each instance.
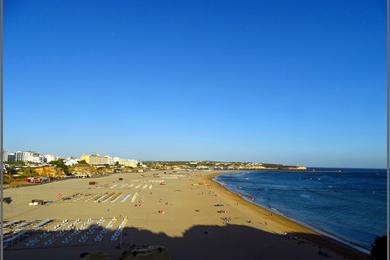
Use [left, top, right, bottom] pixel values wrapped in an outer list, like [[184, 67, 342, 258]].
[[4, 0, 386, 168]]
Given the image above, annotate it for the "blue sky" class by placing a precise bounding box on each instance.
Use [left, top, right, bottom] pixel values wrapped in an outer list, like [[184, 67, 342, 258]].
[[4, 0, 386, 168]]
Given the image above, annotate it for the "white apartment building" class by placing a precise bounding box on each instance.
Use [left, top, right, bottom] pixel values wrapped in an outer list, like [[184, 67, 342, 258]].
[[112, 156, 138, 167], [105, 155, 114, 165], [118, 159, 138, 167], [44, 154, 58, 163], [15, 151, 44, 163], [64, 157, 79, 166], [2, 150, 8, 162], [6, 153, 15, 162], [15, 151, 34, 162]]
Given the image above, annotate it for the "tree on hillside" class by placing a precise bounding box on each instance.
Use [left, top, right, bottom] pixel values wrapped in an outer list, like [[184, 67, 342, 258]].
[[6, 161, 25, 166], [78, 160, 89, 165], [49, 159, 70, 175], [6, 167, 17, 175]]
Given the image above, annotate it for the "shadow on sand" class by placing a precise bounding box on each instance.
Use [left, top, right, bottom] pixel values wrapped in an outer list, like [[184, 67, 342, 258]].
[[4, 223, 368, 260]]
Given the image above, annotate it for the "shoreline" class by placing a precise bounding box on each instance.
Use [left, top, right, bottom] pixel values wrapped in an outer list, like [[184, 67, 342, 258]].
[[213, 177, 371, 255], [203, 170, 368, 260]]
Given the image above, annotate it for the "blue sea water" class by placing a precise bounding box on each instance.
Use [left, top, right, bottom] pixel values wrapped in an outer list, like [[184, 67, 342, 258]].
[[215, 168, 387, 253]]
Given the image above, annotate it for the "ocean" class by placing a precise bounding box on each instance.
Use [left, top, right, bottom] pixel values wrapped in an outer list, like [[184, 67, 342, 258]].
[[215, 168, 387, 253]]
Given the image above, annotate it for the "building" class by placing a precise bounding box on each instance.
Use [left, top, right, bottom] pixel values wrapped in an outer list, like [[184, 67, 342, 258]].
[[64, 157, 79, 166], [6, 150, 59, 164], [80, 154, 91, 164], [44, 154, 58, 163], [80, 154, 90, 164], [118, 159, 138, 168], [2, 150, 8, 162], [112, 156, 138, 167], [105, 155, 114, 165], [80, 154, 138, 167], [112, 157, 121, 163], [32, 152, 44, 163], [15, 151, 34, 162], [15, 151, 44, 163], [80, 154, 112, 165], [7, 153, 15, 162]]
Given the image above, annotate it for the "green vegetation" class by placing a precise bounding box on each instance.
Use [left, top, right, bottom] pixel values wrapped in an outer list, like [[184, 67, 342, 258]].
[[5, 161, 26, 166], [77, 160, 89, 165], [3, 170, 39, 184], [5, 167, 18, 175], [49, 159, 70, 175], [260, 163, 284, 169], [20, 167, 34, 175]]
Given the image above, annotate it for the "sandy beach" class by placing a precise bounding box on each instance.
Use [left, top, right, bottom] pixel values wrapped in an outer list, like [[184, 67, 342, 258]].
[[3, 170, 368, 259]]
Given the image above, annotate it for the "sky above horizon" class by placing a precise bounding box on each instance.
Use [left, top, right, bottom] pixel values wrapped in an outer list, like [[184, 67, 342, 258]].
[[4, 0, 386, 168]]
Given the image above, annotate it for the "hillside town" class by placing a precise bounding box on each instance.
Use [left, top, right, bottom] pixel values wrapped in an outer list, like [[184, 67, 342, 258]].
[[2, 151, 142, 186], [2, 150, 307, 187], [3, 151, 139, 167]]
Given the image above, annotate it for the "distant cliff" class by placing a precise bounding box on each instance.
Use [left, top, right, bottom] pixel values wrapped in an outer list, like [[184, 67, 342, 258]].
[[287, 166, 307, 170], [69, 164, 119, 176], [32, 166, 65, 177], [69, 164, 97, 176]]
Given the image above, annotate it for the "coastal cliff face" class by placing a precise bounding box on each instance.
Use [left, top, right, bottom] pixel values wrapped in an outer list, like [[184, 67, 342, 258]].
[[69, 165, 118, 176], [32, 166, 65, 177], [288, 166, 307, 170], [96, 167, 115, 174], [70, 165, 97, 176]]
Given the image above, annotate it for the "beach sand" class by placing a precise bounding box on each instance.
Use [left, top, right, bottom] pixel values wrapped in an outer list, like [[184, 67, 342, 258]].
[[4, 170, 368, 260]]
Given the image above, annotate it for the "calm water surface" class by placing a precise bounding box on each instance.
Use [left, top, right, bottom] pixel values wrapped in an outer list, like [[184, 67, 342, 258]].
[[215, 168, 387, 252]]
